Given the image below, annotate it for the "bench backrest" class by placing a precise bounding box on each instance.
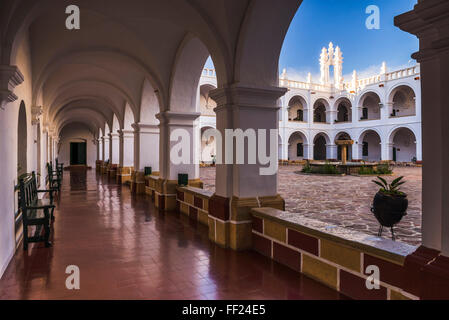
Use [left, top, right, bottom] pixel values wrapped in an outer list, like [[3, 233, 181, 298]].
[[47, 162, 56, 183], [18, 172, 38, 219]]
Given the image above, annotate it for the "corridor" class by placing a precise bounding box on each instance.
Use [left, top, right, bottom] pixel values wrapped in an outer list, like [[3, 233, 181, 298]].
[[0, 169, 347, 300]]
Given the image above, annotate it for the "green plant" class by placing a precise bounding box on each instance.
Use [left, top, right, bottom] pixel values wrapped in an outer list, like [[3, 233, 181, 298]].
[[302, 162, 312, 173], [376, 164, 392, 175], [358, 166, 374, 175], [372, 176, 406, 196]]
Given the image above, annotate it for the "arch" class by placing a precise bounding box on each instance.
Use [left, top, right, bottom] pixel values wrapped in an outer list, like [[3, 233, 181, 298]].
[[313, 132, 331, 161], [313, 98, 329, 123], [334, 131, 353, 161], [358, 91, 381, 121], [358, 129, 382, 162], [335, 97, 352, 123], [234, 0, 301, 86], [388, 84, 416, 117], [199, 83, 217, 116], [288, 131, 308, 160], [169, 35, 211, 113], [200, 126, 217, 164], [123, 102, 134, 131], [288, 95, 307, 122], [17, 101, 27, 177], [388, 127, 417, 162], [139, 78, 160, 124]]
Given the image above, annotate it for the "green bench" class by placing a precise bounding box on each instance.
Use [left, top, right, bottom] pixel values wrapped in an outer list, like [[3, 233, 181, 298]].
[[19, 172, 57, 250]]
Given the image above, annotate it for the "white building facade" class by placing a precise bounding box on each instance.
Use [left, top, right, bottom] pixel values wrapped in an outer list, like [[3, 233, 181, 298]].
[[199, 43, 422, 164]]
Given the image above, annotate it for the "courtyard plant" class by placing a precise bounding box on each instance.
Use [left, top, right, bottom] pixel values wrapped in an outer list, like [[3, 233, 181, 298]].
[[371, 176, 408, 240]]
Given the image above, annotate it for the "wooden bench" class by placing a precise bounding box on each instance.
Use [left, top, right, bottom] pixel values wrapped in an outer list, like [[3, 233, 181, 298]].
[[56, 159, 64, 177], [47, 162, 61, 192], [19, 172, 56, 250]]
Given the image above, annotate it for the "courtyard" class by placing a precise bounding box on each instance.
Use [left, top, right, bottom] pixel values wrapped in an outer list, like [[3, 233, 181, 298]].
[[200, 166, 422, 246]]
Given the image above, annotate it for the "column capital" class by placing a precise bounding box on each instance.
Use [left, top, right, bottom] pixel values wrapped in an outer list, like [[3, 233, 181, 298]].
[[395, 0, 449, 61], [31, 106, 43, 125], [109, 132, 119, 138], [155, 111, 200, 126], [131, 122, 159, 133], [0, 65, 24, 109], [209, 84, 287, 112]]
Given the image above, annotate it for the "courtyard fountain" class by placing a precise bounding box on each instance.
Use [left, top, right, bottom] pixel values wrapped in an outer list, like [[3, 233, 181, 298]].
[[309, 139, 380, 175]]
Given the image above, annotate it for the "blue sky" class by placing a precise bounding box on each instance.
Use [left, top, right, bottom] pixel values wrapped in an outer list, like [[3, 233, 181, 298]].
[[205, 0, 418, 82], [278, 0, 418, 81]]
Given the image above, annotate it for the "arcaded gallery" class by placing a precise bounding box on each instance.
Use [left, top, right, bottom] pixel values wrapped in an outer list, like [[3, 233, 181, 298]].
[[0, 0, 449, 302]]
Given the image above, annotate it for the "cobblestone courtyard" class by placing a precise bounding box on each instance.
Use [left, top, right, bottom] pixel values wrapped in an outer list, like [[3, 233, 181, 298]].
[[200, 166, 422, 246]]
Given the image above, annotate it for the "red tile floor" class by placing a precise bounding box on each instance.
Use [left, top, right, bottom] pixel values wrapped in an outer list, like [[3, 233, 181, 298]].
[[0, 169, 348, 300]]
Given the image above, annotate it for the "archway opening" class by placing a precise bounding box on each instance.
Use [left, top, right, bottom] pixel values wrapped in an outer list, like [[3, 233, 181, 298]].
[[336, 99, 352, 123], [288, 96, 307, 122], [360, 130, 382, 162], [313, 134, 327, 160], [359, 92, 381, 121], [390, 86, 416, 117], [313, 100, 327, 123], [17, 101, 27, 178], [335, 132, 352, 161], [288, 132, 308, 160], [391, 128, 417, 162]]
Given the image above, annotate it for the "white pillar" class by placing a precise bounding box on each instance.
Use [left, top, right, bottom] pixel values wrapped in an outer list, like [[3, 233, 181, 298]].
[[118, 130, 134, 167], [103, 135, 110, 162], [132, 123, 159, 172], [327, 144, 337, 160], [382, 142, 393, 161], [353, 142, 362, 161], [156, 112, 200, 181], [110, 133, 120, 164], [210, 85, 285, 198]]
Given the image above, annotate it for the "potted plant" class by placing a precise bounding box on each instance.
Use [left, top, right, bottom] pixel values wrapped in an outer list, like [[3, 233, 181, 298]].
[[371, 176, 408, 240]]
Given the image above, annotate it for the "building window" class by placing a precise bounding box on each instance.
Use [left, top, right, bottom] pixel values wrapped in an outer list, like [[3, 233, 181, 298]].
[[362, 142, 369, 157], [297, 143, 303, 157]]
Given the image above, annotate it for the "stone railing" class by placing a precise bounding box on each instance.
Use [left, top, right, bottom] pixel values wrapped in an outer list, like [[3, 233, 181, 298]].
[[251, 207, 418, 300], [385, 66, 419, 81], [202, 68, 216, 78]]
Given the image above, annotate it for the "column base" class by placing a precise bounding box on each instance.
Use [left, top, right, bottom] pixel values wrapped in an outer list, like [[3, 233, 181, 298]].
[[108, 164, 118, 179], [153, 178, 203, 211], [208, 194, 285, 250], [96, 160, 103, 172], [116, 166, 133, 184], [130, 171, 146, 194]]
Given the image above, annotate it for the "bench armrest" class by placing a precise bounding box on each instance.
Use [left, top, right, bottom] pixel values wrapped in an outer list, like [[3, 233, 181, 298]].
[[37, 189, 57, 194], [26, 204, 56, 210]]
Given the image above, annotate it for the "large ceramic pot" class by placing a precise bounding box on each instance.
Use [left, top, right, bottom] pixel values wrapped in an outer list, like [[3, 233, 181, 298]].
[[371, 191, 408, 227]]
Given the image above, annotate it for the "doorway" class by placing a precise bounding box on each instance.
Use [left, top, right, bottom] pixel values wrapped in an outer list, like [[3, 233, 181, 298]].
[[70, 142, 87, 165]]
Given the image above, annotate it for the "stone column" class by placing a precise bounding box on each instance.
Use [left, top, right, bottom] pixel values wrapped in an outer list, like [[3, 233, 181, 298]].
[[353, 142, 362, 161], [131, 123, 159, 194], [383, 102, 394, 119], [108, 132, 119, 178], [395, 0, 449, 298], [96, 138, 103, 172], [154, 111, 202, 210], [327, 144, 337, 161], [117, 130, 134, 184], [381, 142, 393, 161], [102, 135, 110, 175], [305, 143, 313, 160], [327, 109, 337, 124], [208, 84, 286, 250]]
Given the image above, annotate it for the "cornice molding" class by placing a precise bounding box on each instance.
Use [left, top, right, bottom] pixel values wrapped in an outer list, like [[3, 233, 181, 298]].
[[0, 65, 24, 109]]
